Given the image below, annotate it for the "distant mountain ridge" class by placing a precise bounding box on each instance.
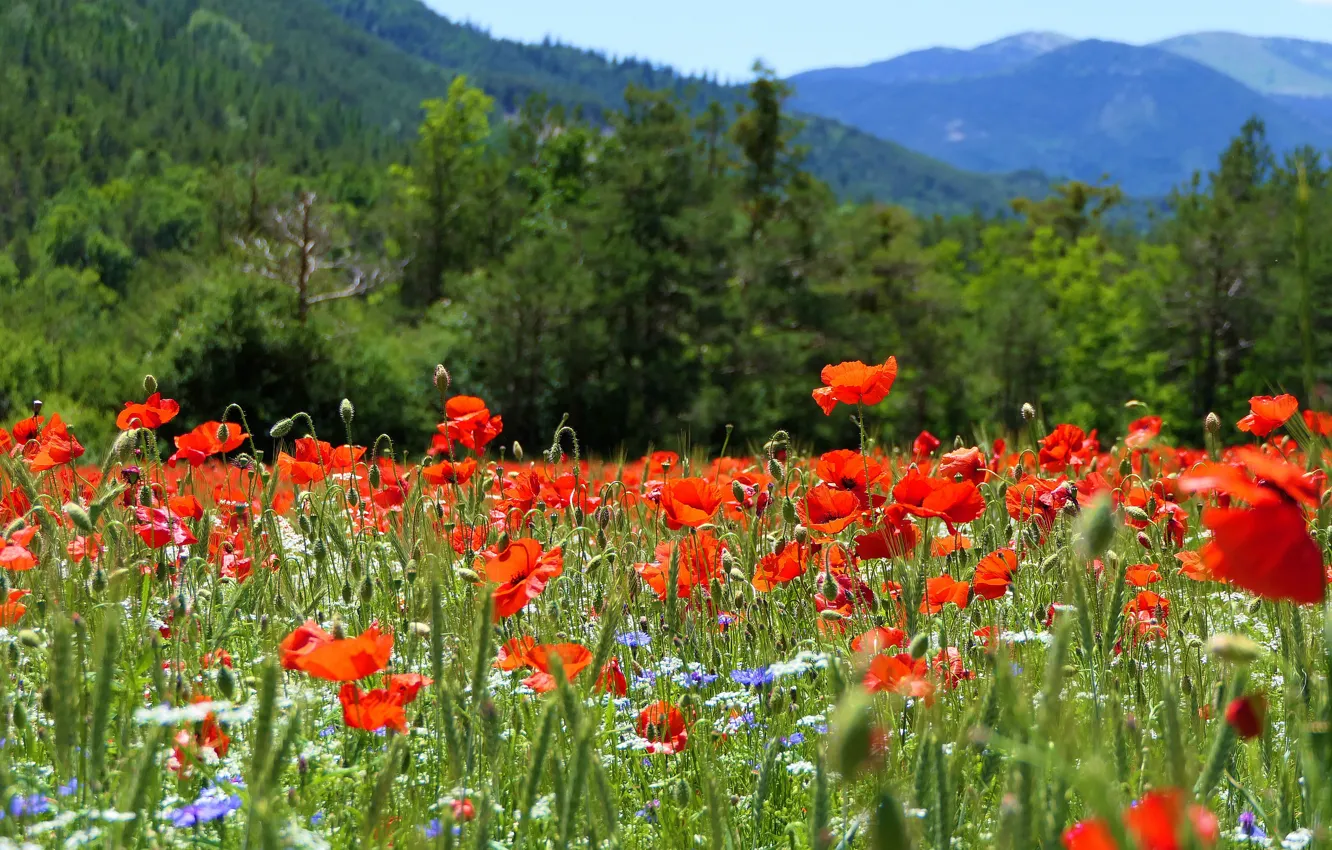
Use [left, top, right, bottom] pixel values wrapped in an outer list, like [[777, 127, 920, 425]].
[[299, 0, 1050, 213], [789, 30, 1332, 196]]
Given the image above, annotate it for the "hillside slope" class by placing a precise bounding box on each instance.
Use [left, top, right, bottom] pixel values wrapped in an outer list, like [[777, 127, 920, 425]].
[[306, 0, 1049, 212], [787, 40, 1332, 195]]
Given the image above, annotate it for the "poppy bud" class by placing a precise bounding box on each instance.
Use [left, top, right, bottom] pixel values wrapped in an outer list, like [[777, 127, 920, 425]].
[[819, 610, 844, 622], [340, 581, 352, 605], [1207, 633, 1264, 664], [339, 398, 354, 427], [91, 569, 107, 593], [729, 567, 748, 583], [908, 632, 929, 660], [360, 575, 374, 603], [1122, 506, 1152, 524], [1225, 693, 1265, 739], [1021, 403, 1036, 422], [270, 418, 294, 438], [829, 688, 878, 777], [1136, 531, 1151, 549], [367, 463, 381, 490], [433, 364, 451, 394], [143, 375, 157, 395], [821, 571, 838, 599], [731, 479, 747, 505], [1204, 412, 1221, 435], [671, 778, 691, 805], [456, 567, 480, 583], [216, 422, 230, 444], [1074, 494, 1116, 560], [17, 630, 42, 649], [64, 502, 94, 535], [217, 665, 236, 699], [794, 524, 808, 545], [769, 458, 785, 480], [31, 399, 42, 416], [347, 487, 360, 507]]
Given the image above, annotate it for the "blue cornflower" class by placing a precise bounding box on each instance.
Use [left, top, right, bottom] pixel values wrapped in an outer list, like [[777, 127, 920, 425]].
[[730, 667, 774, 688], [635, 799, 660, 823], [1238, 811, 1267, 843], [424, 819, 443, 839], [57, 778, 78, 797], [616, 631, 652, 648], [168, 792, 242, 828], [311, 812, 325, 827], [675, 669, 718, 688], [7, 794, 49, 818], [782, 732, 806, 746]]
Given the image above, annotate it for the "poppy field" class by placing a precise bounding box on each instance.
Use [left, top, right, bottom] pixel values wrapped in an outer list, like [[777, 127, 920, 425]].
[[0, 358, 1329, 850]]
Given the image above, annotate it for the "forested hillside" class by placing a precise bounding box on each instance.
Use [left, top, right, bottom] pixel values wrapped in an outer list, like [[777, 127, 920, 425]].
[[2, 0, 1330, 459]]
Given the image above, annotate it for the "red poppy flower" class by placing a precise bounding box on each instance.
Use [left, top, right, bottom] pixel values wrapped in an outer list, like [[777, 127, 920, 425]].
[[930, 535, 972, 557], [1124, 790, 1219, 850], [116, 392, 180, 431], [169, 422, 247, 467], [850, 626, 907, 655], [1225, 693, 1265, 739], [520, 643, 593, 692], [815, 449, 886, 501], [972, 549, 1017, 600], [1064, 790, 1218, 850], [435, 396, 503, 454], [921, 575, 970, 613], [660, 477, 723, 529], [1005, 475, 1068, 529], [0, 527, 37, 571], [863, 653, 934, 702], [1125, 564, 1162, 587], [637, 701, 689, 754], [385, 673, 433, 704], [276, 437, 335, 485], [892, 470, 986, 527], [27, 415, 84, 472], [0, 589, 28, 626], [931, 647, 974, 688], [339, 683, 407, 734], [478, 538, 564, 619], [1304, 409, 1332, 436], [422, 458, 478, 487], [1038, 424, 1099, 472], [912, 431, 941, 458], [1200, 503, 1324, 604], [1237, 394, 1298, 437], [634, 533, 725, 602], [280, 622, 393, 681], [854, 505, 921, 560], [1125, 415, 1163, 450], [11, 415, 43, 444], [937, 447, 989, 484], [799, 483, 862, 534], [752, 542, 808, 591], [168, 495, 203, 521], [133, 506, 198, 549], [812, 357, 898, 416], [1175, 550, 1215, 582], [595, 658, 628, 696], [814, 571, 876, 619], [495, 636, 537, 671]]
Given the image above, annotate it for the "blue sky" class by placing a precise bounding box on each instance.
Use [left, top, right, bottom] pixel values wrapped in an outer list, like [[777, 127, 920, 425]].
[[424, 0, 1332, 80]]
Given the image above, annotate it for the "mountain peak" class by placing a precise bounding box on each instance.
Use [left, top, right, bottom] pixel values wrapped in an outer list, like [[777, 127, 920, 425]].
[[972, 31, 1075, 56]]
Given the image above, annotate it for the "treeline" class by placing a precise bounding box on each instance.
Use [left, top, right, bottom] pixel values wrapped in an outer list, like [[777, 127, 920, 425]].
[[2, 4, 1329, 455]]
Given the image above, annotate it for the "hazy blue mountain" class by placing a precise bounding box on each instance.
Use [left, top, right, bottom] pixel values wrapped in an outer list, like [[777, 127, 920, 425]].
[[789, 31, 1073, 88], [1154, 32, 1332, 97], [788, 39, 1332, 195]]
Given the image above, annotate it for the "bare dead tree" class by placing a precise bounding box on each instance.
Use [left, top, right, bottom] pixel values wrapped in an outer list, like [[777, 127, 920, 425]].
[[238, 191, 398, 324]]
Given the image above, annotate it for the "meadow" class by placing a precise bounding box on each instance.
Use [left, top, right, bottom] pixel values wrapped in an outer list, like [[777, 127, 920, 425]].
[[0, 356, 1326, 850]]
